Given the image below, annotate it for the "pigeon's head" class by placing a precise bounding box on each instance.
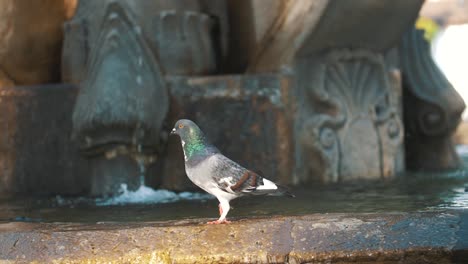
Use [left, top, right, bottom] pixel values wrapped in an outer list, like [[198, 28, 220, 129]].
[[170, 119, 204, 141]]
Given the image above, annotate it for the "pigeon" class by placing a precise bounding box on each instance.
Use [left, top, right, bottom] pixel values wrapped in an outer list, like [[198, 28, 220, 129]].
[[170, 119, 293, 224]]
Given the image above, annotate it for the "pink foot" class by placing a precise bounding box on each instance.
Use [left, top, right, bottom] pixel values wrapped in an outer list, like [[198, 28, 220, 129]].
[[207, 204, 231, 224], [207, 219, 231, 225]]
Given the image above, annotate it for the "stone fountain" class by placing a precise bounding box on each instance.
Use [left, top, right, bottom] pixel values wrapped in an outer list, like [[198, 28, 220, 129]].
[[0, 0, 465, 196], [0, 1, 467, 263]]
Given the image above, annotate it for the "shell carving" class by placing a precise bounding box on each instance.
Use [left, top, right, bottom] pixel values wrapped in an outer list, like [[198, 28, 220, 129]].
[[298, 49, 403, 182]]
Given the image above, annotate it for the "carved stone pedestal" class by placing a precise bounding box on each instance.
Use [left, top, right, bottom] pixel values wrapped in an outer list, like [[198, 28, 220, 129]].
[[294, 50, 404, 183]]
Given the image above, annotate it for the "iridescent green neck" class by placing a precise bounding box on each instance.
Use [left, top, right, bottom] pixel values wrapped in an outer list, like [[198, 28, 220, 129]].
[[183, 135, 206, 159]]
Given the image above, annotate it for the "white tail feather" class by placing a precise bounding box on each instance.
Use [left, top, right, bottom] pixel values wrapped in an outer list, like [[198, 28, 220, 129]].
[[256, 178, 278, 190]]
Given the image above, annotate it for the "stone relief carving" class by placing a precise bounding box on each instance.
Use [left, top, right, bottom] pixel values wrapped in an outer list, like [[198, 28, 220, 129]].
[[70, 2, 169, 195], [73, 2, 168, 145], [296, 50, 403, 183], [63, 0, 220, 84], [2, 0, 464, 196], [151, 10, 217, 75], [400, 28, 465, 170], [64, 0, 226, 195]]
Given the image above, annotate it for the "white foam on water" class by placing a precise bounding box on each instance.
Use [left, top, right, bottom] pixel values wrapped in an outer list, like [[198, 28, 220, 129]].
[[95, 184, 214, 206]]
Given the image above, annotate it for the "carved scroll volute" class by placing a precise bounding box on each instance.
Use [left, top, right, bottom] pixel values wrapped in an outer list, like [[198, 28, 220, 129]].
[[296, 50, 404, 183], [400, 27, 465, 170], [400, 28, 465, 137]]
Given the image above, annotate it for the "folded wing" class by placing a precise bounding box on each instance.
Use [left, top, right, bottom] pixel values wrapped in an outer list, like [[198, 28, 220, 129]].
[[211, 154, 279, 195]]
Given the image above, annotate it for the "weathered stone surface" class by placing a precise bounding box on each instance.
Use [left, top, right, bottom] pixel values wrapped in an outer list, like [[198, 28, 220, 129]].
[[151, 10, 217, 75], [88, 153, 162, 197], [224, 0, 285, 72], [0, 211, 465, 263], [63, 0, 223, 83], [0, 75, 294, 195], [420, 0, 468, 26], [247, 0, 424, 72], [400, 28, 466, 171], [71, 2, 169, 147], [161, 74, 294, 190], [1, 0, 461, 197], [226, 1, 424, 183], [294, 49, 404, 183], [297, 0, 424, 56], [63, 0, 230, 195], [68, 1, 173, 195], [0, 84, 88, 195], [246, 0, 329, 73], [0, 0, 76, 87], [0, 74, 293, 195], [224, 0, 329, 73]]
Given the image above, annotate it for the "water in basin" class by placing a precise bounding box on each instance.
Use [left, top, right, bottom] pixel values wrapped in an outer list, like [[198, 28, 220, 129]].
[[1, 147, 467, 224]]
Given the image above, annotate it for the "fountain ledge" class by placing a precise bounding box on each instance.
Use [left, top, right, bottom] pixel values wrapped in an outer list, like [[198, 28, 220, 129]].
[[0, 210, 467, 263]]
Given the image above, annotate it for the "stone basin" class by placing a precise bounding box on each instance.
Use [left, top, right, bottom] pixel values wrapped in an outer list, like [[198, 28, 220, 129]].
[[1, 153, 468, 263], [0, 172, 467, 263], [0, 211, 467, 263]]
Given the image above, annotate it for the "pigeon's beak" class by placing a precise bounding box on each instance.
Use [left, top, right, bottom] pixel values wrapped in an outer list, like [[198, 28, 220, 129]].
[[170, 128, 177, 135]]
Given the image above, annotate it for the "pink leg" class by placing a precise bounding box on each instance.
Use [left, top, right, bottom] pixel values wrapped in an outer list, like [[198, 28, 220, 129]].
[[207, 204, 231, 224]]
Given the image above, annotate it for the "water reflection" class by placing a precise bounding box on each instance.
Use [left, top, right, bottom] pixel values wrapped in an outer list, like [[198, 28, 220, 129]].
[[0, 147, 467, 223], [436, 187, 468, 209]]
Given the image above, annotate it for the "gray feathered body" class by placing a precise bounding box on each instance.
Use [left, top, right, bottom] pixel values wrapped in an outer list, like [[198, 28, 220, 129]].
[[185, 152, 280, 202]]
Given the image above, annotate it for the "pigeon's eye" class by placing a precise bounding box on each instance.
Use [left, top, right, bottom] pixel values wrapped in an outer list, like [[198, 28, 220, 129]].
[[178, 124, 184, 129]]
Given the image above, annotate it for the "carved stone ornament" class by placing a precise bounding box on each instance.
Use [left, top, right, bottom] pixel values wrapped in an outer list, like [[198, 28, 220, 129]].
[[70, 2, 169, 195], [151, 10, 217, 75], [296, 50, 404, 183], [62, 0, 220, 83], [62, 0, 227, 195], [72, 2, 168, 149], [400, 27, 466, 170]]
